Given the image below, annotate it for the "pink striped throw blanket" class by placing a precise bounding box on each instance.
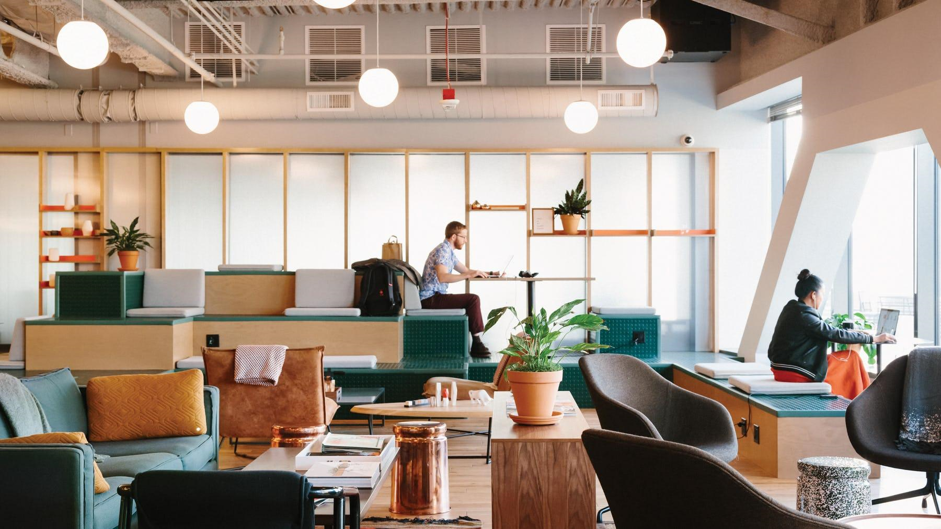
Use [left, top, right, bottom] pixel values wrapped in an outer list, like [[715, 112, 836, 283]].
[[234, 345, 288, 386]]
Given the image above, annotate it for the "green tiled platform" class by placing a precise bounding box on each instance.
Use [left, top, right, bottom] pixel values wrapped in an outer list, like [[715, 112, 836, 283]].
[[592, 314, 661, 360], [403, 316, 469, 359]]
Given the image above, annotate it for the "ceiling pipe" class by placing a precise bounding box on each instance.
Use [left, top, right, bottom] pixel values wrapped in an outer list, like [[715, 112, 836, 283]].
[[96, 0, 222, 86], [0, 20, 60, 57], [194, 51, 675, 60]]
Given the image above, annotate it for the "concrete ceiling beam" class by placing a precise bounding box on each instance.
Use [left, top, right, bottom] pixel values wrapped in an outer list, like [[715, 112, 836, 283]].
[[690, 0, 835, 44]]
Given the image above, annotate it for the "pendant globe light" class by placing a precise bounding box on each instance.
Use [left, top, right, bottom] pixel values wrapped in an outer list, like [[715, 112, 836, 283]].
[[616, 0, 666, 68], [184, 77, 220, 135], [314, 0, 356, 8], [564, 2, 598, 134], [57, 0, 110, 70], [359, 0, 399, 108]]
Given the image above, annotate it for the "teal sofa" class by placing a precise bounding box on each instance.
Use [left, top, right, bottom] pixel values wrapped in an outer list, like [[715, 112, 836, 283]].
[[0, 368, 219, 529]]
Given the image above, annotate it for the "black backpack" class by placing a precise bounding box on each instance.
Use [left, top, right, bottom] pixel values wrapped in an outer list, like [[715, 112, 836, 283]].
[[357, 263, 402, 316]]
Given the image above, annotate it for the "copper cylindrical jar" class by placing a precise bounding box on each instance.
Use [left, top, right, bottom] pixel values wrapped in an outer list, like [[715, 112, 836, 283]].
[[270, 425, 327, 447], [390, 421, 450, 515]]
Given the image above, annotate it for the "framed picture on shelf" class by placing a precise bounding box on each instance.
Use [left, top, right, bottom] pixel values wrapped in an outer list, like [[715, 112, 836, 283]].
[[532, 208, 554, 235]]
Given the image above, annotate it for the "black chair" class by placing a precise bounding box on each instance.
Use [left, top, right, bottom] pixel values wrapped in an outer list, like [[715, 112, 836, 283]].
[[118, 470, 347, 529], [582, 429, 852, 529], [846, 353, 941, 513]]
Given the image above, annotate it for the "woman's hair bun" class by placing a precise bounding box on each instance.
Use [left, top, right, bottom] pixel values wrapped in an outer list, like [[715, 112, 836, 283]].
[[798, 269, 812, 281]]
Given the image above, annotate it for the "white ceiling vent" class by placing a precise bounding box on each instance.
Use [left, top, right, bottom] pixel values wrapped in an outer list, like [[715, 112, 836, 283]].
[[307, 92, 354, 112], [427, 25, 485, 85], [307, 26, 364, 85], [185, 22, 246, 82], [598, 89, 646, 110], [547, 25, 605, 85]]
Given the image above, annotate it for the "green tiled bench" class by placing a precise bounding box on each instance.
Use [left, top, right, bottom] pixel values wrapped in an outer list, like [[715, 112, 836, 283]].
[[403, 316, 469, 360], [592, 314, 661, 360]]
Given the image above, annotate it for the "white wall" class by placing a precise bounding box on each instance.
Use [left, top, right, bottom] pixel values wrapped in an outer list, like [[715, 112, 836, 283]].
[[0, 155, 39, 343]]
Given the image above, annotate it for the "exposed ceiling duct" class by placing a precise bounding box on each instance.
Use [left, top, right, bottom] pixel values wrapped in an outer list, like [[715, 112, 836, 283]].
[[0, 29, 57, 87], [0, 85, 657, 121]]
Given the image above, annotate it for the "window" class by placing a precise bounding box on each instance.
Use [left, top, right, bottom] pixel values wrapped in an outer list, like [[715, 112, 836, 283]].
[[306, 26, 364, 85], [770, 97, 803, 225], [185, 22, 246, 82], [427, 25, 485, 85], [546, 25, 604, 84]]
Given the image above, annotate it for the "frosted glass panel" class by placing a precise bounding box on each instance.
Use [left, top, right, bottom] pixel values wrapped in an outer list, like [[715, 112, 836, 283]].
[[531, 154, 586, 232], [0, 155, 39, 340], [287, 154, 345, 270], [349, 154, 405, 264], [228, 154, 284, 265], [467, 211, 524, 276], [530, 237, 588, 346], [106, 153, 161, 271], [590, 154, 647, 229], [591, 237, 648, 309], [652, 237, 712, 351], [166, 154, 223, 270], [469, 154, 526, 206], [652, 153, 711, 230], [471, 280, 528, 353], [408, 154, 465, 271]]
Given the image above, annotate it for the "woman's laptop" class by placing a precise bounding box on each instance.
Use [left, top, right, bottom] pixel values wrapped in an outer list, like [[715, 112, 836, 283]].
[[487, 256, 514, 278], [877, 308, 900, 336]]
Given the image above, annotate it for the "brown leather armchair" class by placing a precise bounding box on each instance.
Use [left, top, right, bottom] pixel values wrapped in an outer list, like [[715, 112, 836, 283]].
[[203, 347, 339, 441], [423, 354, 520, 400]]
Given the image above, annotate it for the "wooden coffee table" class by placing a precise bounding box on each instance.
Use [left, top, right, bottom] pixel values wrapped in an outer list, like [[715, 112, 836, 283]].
[[350, 399, 494, 462]]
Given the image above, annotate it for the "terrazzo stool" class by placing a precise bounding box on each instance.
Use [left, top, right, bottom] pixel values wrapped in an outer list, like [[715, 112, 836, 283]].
[[797, 457, 872, 520]]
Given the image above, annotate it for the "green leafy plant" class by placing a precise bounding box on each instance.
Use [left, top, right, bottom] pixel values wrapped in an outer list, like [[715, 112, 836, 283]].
[[484, 299, 610, 373], [103, 217, 154, 257], [553, 179, 591, 218], [826, 312, 876, 365]]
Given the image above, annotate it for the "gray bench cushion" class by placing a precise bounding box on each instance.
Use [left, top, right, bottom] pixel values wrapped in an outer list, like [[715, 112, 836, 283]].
[[729, 375, 831, 395], [323, 356, 377, 369], [127, 307, 204, 318], [218, 264, 283, 271], [295, 269, 356, 308], [143, 269, 205, 308], [176, 356, 205, 369], [406, 309, 466, 317], [694, 362, 772, 379], [592, 306, 657, 315], [404, 280, 423, 311], [284, 308, 361, 317]]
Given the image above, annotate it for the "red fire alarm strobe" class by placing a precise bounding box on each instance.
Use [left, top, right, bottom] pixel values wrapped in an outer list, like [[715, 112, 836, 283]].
[[441, 88, 459, 112]]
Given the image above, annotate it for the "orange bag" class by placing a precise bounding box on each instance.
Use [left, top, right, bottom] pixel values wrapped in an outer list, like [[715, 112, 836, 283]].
[[825, 348, 872, 400]]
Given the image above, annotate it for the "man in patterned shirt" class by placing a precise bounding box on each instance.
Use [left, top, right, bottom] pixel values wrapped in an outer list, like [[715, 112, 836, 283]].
[[420, 221, 493, 357]]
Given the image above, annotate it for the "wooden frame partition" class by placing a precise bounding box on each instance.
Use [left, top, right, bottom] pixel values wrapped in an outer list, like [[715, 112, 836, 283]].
[[6, 146, 719, 351]]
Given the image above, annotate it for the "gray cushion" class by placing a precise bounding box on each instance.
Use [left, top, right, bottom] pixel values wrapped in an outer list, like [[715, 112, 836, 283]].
[[20, 367, 87, 435], [94, 476, 134, 529], [406, 309, 467, 317], [694, 363, 772, 379], [176, 356, 205, 369], [323, 356, 377, 369], [294, 269, 356, 308], [403, 280, 423, 311], [217, 264, 283, 271], [126, 307, 204, 318], [96, 451, 182, 478], [284, 308, 361, 317], [10, 315, 53, 361], [143, 269, 205, 308], [592, 306, 657, 315], [729, 375, 831, 395], [93, 434, 216, 471]]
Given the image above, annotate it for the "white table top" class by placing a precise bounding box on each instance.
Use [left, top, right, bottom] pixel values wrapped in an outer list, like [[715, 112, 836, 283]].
[[843, 513, 941, 528]]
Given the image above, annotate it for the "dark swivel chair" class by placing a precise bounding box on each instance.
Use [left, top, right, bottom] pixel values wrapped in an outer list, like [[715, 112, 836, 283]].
[[582, 429, 852, 529], [118, 470, 347, 529], [846, 353, 941, 513]]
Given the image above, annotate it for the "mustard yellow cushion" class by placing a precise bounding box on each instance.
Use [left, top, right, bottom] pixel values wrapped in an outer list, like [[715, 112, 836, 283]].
[[0, 432, 109, 493], [86, 370, 207, 442]]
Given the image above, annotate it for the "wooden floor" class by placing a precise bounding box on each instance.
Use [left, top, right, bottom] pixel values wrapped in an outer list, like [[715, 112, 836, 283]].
[[219, 412, 936, 528]]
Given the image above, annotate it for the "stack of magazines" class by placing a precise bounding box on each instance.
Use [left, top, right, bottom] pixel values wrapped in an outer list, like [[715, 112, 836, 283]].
[[295, 434, 397, 488]]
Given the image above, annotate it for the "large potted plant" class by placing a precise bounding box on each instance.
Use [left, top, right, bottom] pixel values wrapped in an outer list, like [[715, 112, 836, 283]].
[[826, 312, 877, 365], [553, 179, 591, 235], [484, 300, 608, 422], [104, 217, 154, 271]]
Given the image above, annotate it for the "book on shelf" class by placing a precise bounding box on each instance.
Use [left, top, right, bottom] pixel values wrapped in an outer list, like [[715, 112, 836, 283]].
[[305, 460, 380, 489], [506, 395, 577, 416], [295, 434, 396, 472]]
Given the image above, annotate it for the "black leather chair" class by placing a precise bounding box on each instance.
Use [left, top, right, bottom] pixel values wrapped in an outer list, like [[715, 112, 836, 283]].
[[846, 354, 941, 513], [118, 470, 347, 529], [582, 429, 852, 529]]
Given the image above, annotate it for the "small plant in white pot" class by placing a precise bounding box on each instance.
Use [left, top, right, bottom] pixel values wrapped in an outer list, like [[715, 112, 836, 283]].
[[484, 299, 608, 424], [104, 217, 154, 271], [553, 179, 591, 235]]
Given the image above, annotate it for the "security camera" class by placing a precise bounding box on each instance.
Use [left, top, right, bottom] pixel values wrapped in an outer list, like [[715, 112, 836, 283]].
[[681, 135, 695, 147], [440, 98, 460, 112]]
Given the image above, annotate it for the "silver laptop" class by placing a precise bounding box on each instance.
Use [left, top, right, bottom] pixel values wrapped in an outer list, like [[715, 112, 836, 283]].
[[877, 308, 900, 336], [487, 256, 514, 278]]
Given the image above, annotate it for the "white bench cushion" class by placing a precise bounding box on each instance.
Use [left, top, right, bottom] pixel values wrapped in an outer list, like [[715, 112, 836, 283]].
[[695, 362, 773, 379], [176, 356, 205, 369], [592, 306, 656, 315], [729, 375, 831, 395], [143, 269, 205, 308], [323, 356, 378, 369], [284, 308, 362, 317], [0, 359, 25, 370], [218, 264, 283, 271], [295, 269, 356, 308], [127, 307, 205, 318], [406, 309, 466, 317]]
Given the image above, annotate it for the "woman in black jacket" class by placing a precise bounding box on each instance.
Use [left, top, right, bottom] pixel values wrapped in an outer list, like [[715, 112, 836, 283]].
[[768, 269, 895, 386]]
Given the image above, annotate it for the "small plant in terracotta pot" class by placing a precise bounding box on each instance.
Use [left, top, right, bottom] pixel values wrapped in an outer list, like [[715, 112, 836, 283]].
[[553, 179, 591, 235], [104, 217, 153, 271], [484, 300, 608, 422]]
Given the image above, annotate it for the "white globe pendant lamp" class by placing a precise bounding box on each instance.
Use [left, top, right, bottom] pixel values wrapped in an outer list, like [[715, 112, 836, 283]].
[[359, 0, 399, 108], [616, 1, 667, 68], [313, 0, 356, 8], [184, 78, 219, 135], [57, 0, 110, 70], [564, 101, 599, 134]]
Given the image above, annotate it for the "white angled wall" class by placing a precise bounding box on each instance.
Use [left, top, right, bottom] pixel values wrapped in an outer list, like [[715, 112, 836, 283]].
[[0, 155, 39, 342]]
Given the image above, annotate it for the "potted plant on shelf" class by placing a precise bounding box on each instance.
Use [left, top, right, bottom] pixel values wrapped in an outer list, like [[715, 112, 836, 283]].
[[104, 217, 154, 271], [484, 299, 608, 423], [826, 312, 877, 365], [553, 179, 591, 235]]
